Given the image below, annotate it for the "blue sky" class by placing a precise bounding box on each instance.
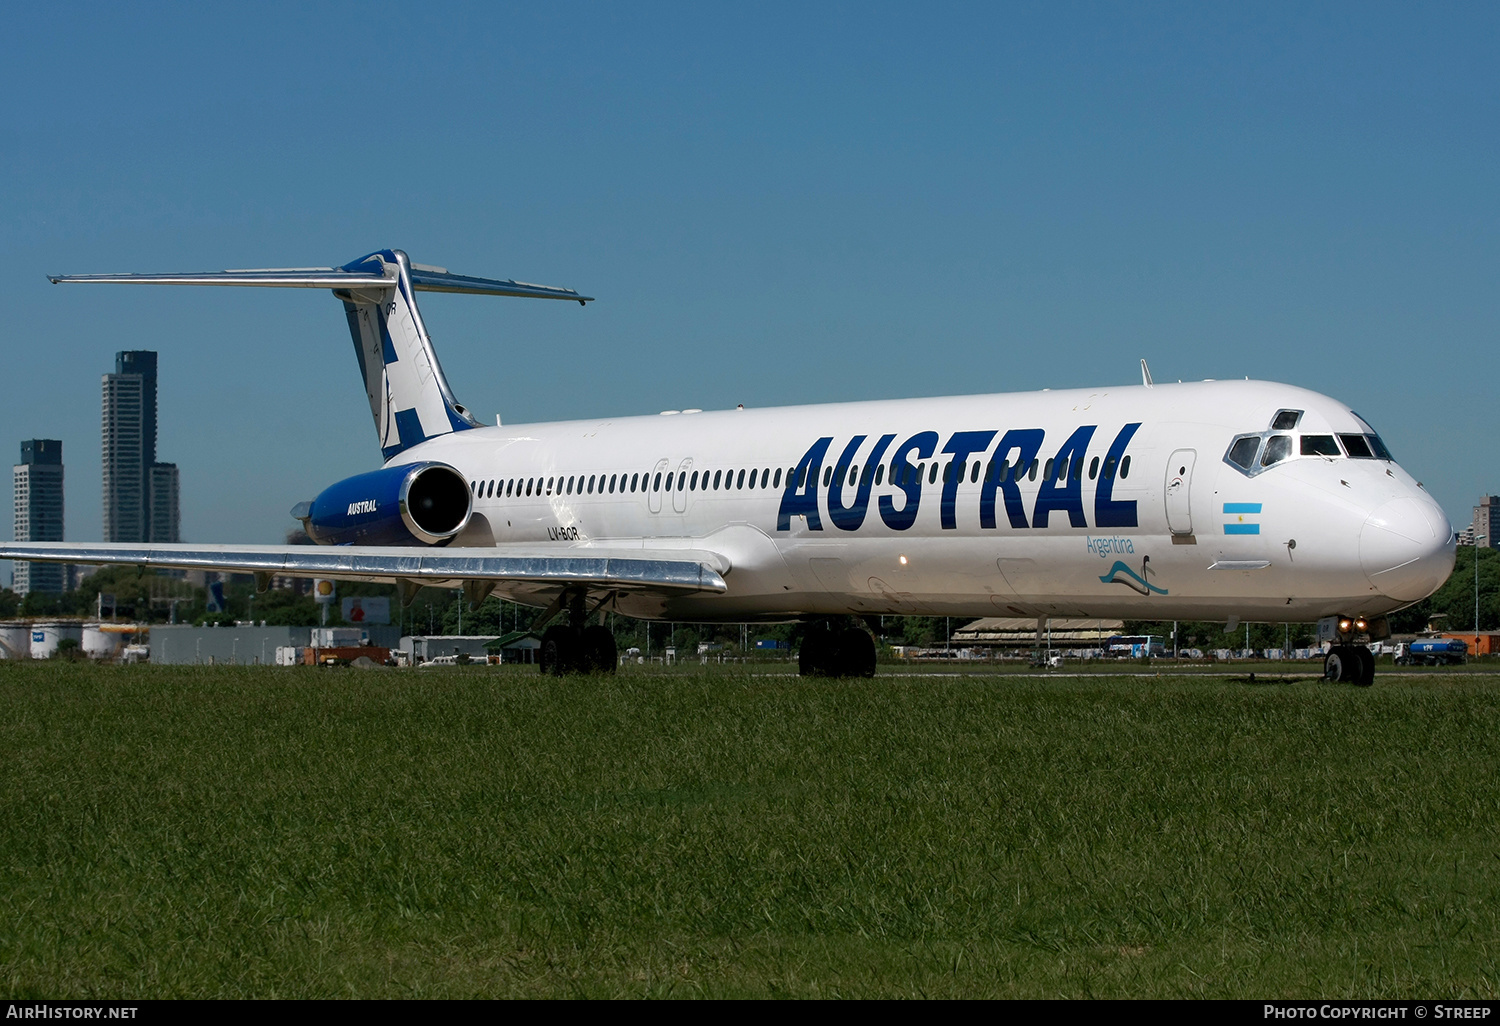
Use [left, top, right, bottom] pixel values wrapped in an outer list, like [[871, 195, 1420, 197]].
[[3, 2, 1496, 554]]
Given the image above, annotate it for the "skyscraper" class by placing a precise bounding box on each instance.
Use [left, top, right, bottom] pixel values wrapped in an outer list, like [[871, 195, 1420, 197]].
[[13, 439, 65, 596], [103, 350, 179, 543]]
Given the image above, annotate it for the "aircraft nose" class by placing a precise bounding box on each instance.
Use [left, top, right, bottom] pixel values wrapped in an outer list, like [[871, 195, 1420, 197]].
[[1360, 496, 1456, 602]]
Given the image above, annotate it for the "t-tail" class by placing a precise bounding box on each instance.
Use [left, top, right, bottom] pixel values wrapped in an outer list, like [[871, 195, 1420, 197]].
[[49, 249, 592, 461]]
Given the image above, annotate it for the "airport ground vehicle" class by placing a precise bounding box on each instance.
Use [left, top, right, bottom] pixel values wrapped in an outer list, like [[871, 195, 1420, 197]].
[[1393, 639, 1468, 666]]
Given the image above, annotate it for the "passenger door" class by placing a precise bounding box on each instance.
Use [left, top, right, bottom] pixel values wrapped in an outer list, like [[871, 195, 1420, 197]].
[[1165, 449, 1196, 535]]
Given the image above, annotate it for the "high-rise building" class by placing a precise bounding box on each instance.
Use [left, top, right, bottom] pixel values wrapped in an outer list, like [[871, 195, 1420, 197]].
[[1470, 496, 1500, 550], [13, 439, 65, 596], [103, 350, 179, 543], [148, 462, 180, 543]]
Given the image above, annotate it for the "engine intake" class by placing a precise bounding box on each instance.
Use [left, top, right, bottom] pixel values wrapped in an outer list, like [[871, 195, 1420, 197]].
[[300, 462, 473, 546]]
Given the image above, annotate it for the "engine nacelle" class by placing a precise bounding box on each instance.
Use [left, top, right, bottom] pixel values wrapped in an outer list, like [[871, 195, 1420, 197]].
[[300, 462, 473, 546]]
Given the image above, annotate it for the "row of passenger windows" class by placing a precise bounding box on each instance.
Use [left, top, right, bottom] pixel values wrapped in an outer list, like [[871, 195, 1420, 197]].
[[467, 452, 1133, 500]]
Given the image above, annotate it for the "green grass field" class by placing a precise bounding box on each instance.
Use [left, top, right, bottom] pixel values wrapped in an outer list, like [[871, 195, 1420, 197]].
[[1, 661, 1497, 998]]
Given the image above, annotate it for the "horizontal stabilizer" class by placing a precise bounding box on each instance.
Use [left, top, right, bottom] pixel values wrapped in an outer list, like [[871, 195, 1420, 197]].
[[49, 265, 592, 302], [0, 542, 726, 594], [47, 248, 591, 460]]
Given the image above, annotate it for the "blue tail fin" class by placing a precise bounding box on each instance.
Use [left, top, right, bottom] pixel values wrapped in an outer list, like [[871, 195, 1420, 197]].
[[336, 250, 482, 461]]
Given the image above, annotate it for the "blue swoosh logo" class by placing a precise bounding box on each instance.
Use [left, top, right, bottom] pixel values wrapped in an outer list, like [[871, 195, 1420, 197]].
[[1099, 560, 1169, 596]]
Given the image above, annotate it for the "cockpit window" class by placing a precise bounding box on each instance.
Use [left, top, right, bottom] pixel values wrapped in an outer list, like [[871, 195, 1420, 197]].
[[1226, 435, 1261, 471], [1261, 434, 1292, 467], [1301, 435, 1340, 457], [1271, 410, 1303, 430], [1340, 434, 1375, 459], [1367, 434, 1393, 460]]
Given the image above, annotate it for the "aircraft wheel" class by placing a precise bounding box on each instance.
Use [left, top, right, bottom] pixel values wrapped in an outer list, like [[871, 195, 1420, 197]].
[[835, 627, 877, 678], [798, 626, 838, 677], [540, 625, 581, 676], [1324, 647, 1350, 683], [1353, 647, 1375, 687], [580, 625, 618, 674]]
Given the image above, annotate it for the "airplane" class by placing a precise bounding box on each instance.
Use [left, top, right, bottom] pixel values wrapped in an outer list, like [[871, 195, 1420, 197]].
[[2, 249, 1457, 684]]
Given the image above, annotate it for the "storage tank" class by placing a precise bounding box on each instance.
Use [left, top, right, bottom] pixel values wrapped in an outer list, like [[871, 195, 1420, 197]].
[[29, 622, 84, 659], [0, 623, 31, 659], [82, 624, 129, 660]]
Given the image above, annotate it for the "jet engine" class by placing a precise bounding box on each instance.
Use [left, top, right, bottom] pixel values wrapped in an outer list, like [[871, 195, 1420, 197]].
[[296, 462, 473, 546]]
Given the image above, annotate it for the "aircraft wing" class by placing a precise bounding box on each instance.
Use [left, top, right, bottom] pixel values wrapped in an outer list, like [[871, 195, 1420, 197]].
[[0, 542, 727, 594]]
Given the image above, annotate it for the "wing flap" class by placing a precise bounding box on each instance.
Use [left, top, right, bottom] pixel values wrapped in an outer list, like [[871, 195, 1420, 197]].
[[0, 543, 727, 593]]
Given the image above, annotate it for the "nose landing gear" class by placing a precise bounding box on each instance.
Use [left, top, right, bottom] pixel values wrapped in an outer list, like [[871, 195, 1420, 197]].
[[1324, 644, 1375, 687], [1318, 614, 1386, 687]]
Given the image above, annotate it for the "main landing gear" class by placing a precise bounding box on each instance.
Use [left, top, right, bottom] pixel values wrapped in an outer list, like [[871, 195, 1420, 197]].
[[797, 620, 877, 678], [540, 623, 618, 676], [537, 587, 618, 676]]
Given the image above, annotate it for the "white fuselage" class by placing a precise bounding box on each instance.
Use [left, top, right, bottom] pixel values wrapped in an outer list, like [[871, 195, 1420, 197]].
[[392, 379, 1456, 624]]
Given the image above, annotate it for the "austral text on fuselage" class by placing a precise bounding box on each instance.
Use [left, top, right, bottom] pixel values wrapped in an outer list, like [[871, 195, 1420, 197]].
[[776, 423, 1141, 532]]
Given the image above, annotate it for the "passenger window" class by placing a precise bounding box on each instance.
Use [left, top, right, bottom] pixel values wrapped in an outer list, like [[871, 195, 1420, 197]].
[[565, 476, 573, 495], [678, 471, 687, 490], [1028, 459, 1038, 481], [1301, 435, 1340, 457], [1043, 458, 1054, 481], [970, 462, 980, 484], [1368, 435, 1393, 460], [738, 469, 747, 489], [1103, 457, 1116, 479], [773, 468, 782, 488], [875, 464, 884, 485], [526, 479, 534, 496], [930, 463, 940, 485], [1090, 457, 1099, 480], [653, 473, 661, 491], [1120, 456, 1131, 479], [629, 473, 638, 492], [1072, 457, 1083, 482], [1261, 435, 1292, 467], [1226, 436, 1261, 470], [998, 459, 1011, 483], [1340, 434, 1374, 459], [1272, 410, 1303, 430], [847, 466, 857, 486]]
